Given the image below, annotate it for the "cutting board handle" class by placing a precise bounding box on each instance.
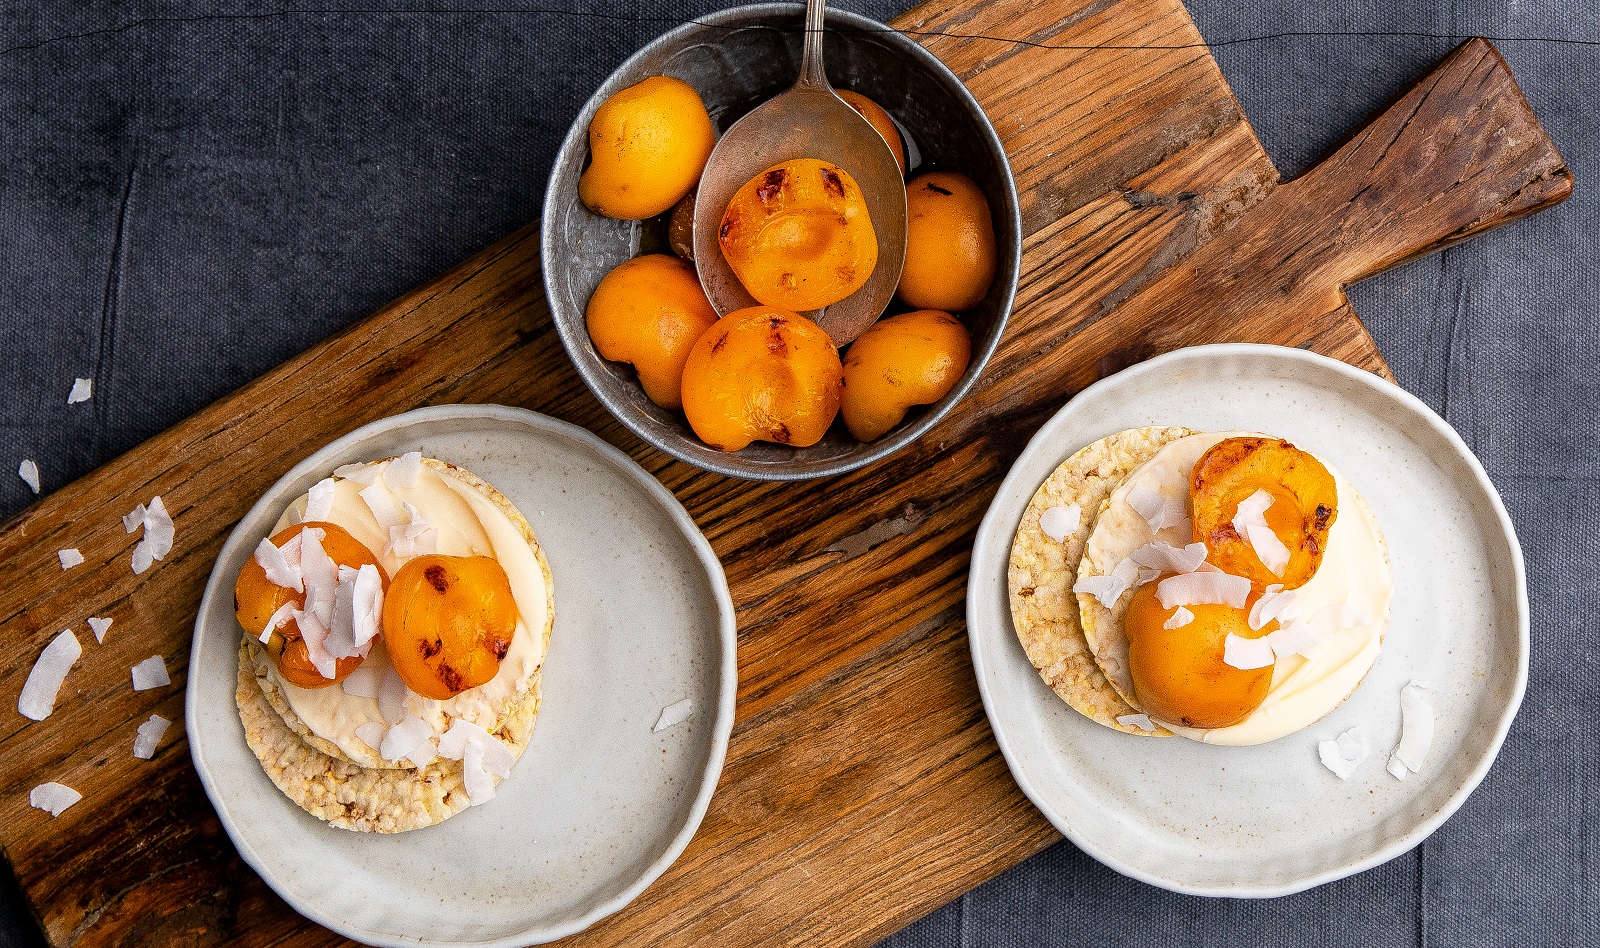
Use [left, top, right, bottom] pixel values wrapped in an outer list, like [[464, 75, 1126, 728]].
[[1275, 37, 1572, 284]]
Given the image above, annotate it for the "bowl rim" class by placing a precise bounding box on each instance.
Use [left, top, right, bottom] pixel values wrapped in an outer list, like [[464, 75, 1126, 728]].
[[541, 2, 1021, 481]]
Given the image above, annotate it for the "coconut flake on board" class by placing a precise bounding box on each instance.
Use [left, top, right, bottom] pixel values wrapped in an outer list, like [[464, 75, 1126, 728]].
[[67, 378, 93, 405], [1232, 489, 1290, 576], [303, 478, 337, 522], [132, 715, 171, 760], [1115, 713, 1156, 732], [1163, 606, 1195, 630], [87, 617, 113, 643], [1127, 481, 1189, 534], [125, 496, 175, 575], [1222, 633, 1275, 670], [18, 630, 82, 721], [29, 782, 81, 816], [653, 698, 694, 732], [333, 462, 381, 485], [1129, 540, 1208, 575], [384, 451, 424, 489], [1038, 504, 1081, 542], [1318, 726, 1369, 780], [18, 459, 40, 494], [57, 548, 83, 570], [1387, 681, 1434, 780], [1156, 571, 1251, 610], [130, 656, 170, 691]]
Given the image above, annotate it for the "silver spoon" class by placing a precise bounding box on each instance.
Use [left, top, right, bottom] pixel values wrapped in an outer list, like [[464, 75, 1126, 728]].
[[691, 0, 908, 345]]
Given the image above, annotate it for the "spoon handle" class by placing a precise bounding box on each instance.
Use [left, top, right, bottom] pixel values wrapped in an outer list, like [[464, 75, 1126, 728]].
[[797, 0, 830, 89]]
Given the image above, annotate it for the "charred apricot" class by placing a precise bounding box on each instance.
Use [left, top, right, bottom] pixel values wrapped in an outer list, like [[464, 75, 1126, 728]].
[[586, 254, 718, 410], [840, 309, 971, 441], [718, 158, 878, 311], [234, 522, 386, 689], [897, 171, 997, 312], [1190, 437, 1338, 588], [382, 554, 519, 700], [680, 306, 843, 451], [1125, 580, 1275, 729]]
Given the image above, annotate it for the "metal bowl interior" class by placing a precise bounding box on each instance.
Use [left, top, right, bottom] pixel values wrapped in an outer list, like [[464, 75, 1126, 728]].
[[543, 2, 1019, 480]]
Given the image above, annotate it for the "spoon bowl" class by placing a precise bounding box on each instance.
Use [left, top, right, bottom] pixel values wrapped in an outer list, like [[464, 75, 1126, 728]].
[[692, 0, 907, 344]]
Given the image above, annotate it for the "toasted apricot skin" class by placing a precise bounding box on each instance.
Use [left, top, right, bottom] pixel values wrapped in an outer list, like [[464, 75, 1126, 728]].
[[897, 171, 997, 312], [234, 522, 386, 689], [680, 307, 843, 452], [841, 310, 971, 441], [719, 158, 878, 311], [383, 554, 519, 700], [586, 254, 718, 411], [579, 76, 715, 220], [1125, 581, 1275, 729], [1191, 437, 1338, 588], [837, 90, 906, 175]]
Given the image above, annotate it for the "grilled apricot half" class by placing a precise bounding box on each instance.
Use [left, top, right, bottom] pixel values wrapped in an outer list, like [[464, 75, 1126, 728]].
[[1190, 437, 1338, 588]]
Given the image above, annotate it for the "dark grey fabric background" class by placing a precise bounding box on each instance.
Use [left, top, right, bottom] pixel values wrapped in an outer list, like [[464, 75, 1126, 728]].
[[1, 1, 1594, 946]]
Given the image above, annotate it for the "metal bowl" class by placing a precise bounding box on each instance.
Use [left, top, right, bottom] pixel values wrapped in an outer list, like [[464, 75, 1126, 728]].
[[543, 3, 1020, 480]]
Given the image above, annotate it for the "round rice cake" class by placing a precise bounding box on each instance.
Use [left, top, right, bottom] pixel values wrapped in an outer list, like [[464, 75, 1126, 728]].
[[1007, 426, 1195, 736], [236, 456, 554, 831]]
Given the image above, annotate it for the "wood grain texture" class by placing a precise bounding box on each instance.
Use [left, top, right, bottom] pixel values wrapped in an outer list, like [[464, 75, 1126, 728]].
[[0, 0, 1569, 943]]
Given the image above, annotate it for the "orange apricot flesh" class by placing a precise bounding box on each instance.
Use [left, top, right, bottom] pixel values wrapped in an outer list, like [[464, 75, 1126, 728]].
[[897, 171, 997, 313], [836, 90, 906, 175], [382, 554, 519, 700], [234, 522, 386, 689], [586, 254, 718, 411], [680, 307, 843, 452], [840, 309, 971, 441], [1190, 437, 1338, 588], [1125, 580, 1276, 729]]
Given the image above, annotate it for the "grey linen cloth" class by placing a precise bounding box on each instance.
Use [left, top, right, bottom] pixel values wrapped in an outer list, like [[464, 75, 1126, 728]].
[[0, 2, 1594, 946]]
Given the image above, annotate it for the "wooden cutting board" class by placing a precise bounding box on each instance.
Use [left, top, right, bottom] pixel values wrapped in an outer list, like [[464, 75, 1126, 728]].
[[0, 0, 1569, 943]]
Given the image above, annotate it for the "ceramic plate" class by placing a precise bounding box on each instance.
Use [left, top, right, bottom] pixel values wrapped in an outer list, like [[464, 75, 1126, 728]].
[[968, 344, 1528, 896], [187, 405, 736, 945]]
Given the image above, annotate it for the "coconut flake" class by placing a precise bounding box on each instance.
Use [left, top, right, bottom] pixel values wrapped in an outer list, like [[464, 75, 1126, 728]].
[[87, 616, 113, 643], [461, 739, 496, 804], [377, 663, 410, 724], [1074, 573, 1127, 609], [1387, 681, 1434, 780], [126, 495, 175, 574], [1130, 540, 1209, 575], [340, 664, 382, 699], [1266, 620, 1323, 659], [1248, 584, 1299, 631], [349, 564, 383, 649], [130, 655, 170, 690], [303, 478, 337, 522], [653, 698, 694, 732], [384, 451, 423, 489], [1222, 633, 1275, 670], [354, 721, 387, 750], [387, 501, 438, 559], [1115, 713, 1156, 732], [299, 528, 338, 626], [254, 537, 303, 593], [18, 459, 40, 494], [379, 715, 436, 767], [294, 608, 338, 679], [57, 548, 83, 569], [1318, 726, 1369, 780], [1127, 481, 1189, 534], [333, 462, 381, 485], [260, 602, 296, 643], [1038, 504, 1081, 542], [18, 630, 82, 721], [359, 481, 405, 532], [67, 377, 93, 404], [442, 721, 516, 806], [122, 503, 146, 532], [1232, 489, 1290, 576], [1156, 571, 1251, 610], [1163, 606, 1195, 629], [29, 782, 81, 816], [132, 714, 171, 760]]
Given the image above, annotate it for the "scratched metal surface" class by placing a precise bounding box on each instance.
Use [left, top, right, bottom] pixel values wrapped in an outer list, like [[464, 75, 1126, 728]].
[[1, 1, 1595, 946]]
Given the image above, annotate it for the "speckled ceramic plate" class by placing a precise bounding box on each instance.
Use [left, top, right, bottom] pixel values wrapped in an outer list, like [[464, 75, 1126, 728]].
[[969, 344, 1528, 897], [187, 405, 736, 945]]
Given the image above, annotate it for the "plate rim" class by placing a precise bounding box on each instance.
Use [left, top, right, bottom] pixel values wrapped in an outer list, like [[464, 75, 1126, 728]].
[[966, 343, 1530, 898], [185, 403, 738, 945]]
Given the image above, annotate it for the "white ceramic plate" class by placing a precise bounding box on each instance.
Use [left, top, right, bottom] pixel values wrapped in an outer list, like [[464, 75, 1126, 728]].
[[187, 405, 736, 945], [969, 344, 1528, 897]]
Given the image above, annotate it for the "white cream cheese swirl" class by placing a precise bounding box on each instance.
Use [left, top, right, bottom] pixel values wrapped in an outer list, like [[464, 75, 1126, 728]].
[[264, 459, 548, 766]]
